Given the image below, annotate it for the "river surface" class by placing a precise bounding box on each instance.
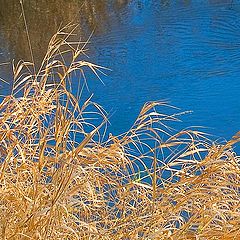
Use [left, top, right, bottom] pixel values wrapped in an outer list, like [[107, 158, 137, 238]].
[[0, 0, 240, 140]]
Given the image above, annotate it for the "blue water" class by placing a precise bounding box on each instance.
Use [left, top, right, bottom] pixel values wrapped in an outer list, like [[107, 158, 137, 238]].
[[1, 0, 240, 141], [84, 0, 240, 140]]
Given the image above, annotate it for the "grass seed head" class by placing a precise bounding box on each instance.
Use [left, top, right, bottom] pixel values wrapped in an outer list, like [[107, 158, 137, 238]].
[[0, 27, 239, 239]]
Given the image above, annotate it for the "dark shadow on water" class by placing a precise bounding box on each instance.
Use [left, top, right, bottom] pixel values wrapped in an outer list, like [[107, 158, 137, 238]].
[[0, 0, 129, 64]]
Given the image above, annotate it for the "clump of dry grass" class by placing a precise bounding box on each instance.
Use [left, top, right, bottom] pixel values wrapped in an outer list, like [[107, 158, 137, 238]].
[[0, 27, 240, 239]]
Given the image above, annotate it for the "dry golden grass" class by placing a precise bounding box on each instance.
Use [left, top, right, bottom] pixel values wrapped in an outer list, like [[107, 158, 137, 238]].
[[0, 27, 240, 239]]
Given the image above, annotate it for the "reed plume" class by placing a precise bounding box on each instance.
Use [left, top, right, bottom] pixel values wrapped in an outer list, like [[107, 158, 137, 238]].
[[0, 27, 239, 239]]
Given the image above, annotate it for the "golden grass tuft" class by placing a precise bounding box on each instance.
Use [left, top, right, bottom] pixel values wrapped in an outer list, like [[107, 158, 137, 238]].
[[0, 27, 240, 239]]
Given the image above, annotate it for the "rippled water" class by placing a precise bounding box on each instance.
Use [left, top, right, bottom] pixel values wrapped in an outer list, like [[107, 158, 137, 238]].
[[88, 0, 240, 139], [1, 0, 240, 139]]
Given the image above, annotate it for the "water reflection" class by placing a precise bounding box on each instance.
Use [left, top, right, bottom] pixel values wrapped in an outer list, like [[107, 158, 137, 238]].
[[0, 0, 129, 63]]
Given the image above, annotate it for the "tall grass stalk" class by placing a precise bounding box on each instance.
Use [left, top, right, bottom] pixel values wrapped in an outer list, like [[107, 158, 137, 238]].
[[0, 27, 240, 239]]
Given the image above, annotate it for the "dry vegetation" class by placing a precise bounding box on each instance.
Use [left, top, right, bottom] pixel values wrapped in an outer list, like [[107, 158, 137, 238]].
[[0, 27, 240, 239]]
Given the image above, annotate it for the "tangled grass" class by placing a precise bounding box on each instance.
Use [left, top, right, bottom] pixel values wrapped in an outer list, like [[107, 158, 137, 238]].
[[0, 27, 240, 239]]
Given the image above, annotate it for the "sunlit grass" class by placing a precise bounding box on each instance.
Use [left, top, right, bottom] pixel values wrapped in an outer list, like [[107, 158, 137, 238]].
[[0, 27, 240, 239]]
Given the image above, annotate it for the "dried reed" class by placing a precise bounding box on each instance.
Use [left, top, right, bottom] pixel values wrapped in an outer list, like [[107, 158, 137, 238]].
[[0, 27, 239, 239]]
